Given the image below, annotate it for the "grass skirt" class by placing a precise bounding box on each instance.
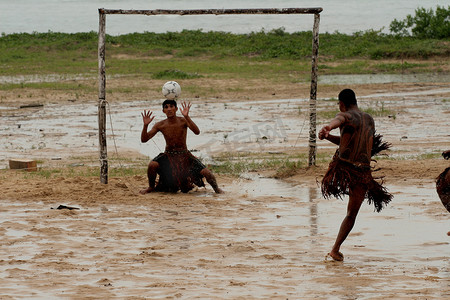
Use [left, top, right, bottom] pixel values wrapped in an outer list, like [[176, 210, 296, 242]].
[[153, 150, 206, 193], [321, 151, 393, 212]]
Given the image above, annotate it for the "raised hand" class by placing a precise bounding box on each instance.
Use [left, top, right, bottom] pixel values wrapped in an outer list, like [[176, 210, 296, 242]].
[[180, 101, 191, 118], [141, 110, 155, 126]]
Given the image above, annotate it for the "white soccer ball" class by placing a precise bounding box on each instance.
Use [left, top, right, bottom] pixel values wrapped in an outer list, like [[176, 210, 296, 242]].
[[162, 81, 181, 100]]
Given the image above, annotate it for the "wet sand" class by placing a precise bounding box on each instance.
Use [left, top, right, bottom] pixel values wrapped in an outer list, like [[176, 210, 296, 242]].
[[0, 173, 449, 299], [0, 79, 449, 298]]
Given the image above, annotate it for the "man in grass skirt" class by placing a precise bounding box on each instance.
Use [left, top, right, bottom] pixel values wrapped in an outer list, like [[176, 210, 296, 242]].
[[319, 89, 392, 261], [140, 99, 223, 194]]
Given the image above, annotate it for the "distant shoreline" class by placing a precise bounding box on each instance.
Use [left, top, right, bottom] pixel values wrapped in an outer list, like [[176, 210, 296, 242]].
[[1, 0, 448, 35]]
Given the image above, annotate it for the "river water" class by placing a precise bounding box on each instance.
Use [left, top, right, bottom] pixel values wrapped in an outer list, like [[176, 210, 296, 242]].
[[1, 0, 448, 35]]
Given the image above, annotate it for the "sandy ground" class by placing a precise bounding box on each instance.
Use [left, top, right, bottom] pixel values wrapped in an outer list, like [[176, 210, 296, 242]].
[[0, 77, 450, 298]]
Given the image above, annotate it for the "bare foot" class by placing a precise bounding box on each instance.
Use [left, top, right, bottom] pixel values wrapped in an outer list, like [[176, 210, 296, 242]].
[[139, 187, 154, 195], [327, 251, 344, 261], [214, 187, 224, 194]]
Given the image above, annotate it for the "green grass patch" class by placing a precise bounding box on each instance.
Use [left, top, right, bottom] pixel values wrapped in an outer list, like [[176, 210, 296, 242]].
[[110, 166, 147, 177], [24, 168, 62, 179], [317, 109, 340, 120], [209, 151, 331, 178], [416, 152, 444, 160], [321, 60, 372, 74], [153, 69, 203, 79], [362, 102, 396, 118], [0, 30, 448, 78], [318, 100, 396, 121]]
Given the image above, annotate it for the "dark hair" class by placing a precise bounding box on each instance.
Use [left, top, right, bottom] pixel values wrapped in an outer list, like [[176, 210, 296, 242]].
[[162, 99, 177, 108], [338, 89, 357, 107]]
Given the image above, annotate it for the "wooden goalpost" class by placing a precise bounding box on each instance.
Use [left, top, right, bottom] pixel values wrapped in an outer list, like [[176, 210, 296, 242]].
[[98, 7, 322, 184]]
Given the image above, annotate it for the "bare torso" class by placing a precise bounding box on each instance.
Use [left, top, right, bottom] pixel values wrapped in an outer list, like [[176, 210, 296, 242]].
[[156, 116, 188, 151], [338, 109, 375, 167]]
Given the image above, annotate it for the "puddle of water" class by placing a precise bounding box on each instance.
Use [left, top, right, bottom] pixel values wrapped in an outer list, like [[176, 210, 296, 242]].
[[0, 98, 309, 163], [319, 73, 450, 85], [236, 172, 311, 198], [0, 74, 126, 84], [1, 89, 448, 167], [4, 229, 31, 238], [235, 175, 449, 262], [363, 88, 450, 98]]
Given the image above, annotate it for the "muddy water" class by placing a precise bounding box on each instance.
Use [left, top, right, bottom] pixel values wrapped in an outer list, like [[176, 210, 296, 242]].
[[0, 175, 448, 298], [237, 175, 449, 258], [319, 73, 450, 85], [1, 86, 449, 166]]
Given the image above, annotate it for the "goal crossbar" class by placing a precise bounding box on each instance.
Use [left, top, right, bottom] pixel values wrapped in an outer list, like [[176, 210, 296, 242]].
[[98, 8, 322, 184], [99, 8, 323, 15]]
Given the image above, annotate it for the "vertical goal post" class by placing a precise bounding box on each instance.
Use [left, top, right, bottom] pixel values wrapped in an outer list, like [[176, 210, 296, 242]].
[[98, 7, 322, 184]]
